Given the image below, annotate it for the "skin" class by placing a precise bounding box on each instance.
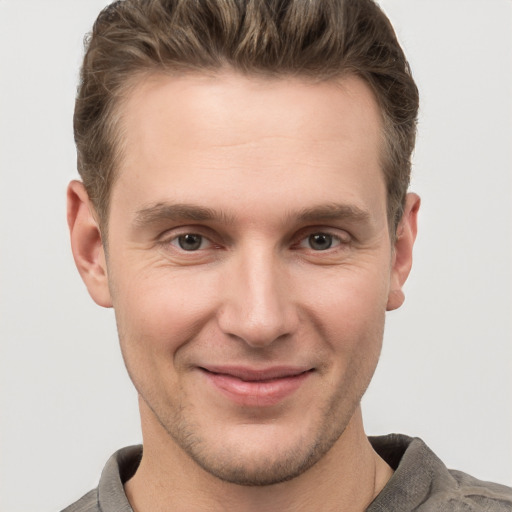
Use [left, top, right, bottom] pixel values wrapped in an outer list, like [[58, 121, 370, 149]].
[[68, 71, 419, 511]]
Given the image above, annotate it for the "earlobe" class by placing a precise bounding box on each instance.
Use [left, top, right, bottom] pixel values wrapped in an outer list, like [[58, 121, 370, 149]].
[[67, 180, 113, 308], [386, 193, 420, 311]]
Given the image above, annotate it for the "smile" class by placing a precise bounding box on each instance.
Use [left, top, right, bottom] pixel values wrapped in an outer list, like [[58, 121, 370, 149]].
[[199, 366, 314, 407]]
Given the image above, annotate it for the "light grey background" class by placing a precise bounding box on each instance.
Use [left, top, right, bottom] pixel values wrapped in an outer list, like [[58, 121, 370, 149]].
[[0, 1, 510, 511]]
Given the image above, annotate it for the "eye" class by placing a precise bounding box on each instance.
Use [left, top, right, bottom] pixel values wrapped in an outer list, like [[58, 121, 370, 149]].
[[296, 232, 347, 251], [171, 233, 208, 251], [307, 233, 335, 251]]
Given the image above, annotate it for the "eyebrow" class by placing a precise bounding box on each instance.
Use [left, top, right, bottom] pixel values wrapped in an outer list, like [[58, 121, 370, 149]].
[[294, 203, 371, 224], [133, 203, 235, 227], [133, 201, 371, 228]]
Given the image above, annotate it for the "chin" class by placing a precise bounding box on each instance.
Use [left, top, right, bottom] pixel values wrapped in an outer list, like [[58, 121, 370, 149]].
[[157, 402, 357, 487], [183, 435, 333, 486]]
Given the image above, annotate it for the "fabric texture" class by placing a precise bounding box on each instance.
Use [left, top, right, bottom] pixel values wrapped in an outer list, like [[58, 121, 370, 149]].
[[367, 435, 512, 511], [62, 434, 512, 511]]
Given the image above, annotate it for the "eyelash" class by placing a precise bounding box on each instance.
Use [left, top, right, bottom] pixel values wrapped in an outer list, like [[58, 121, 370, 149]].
[[160, 228, 351, 254], [169, 233, 213, 251], [294, 232, 347, 251]]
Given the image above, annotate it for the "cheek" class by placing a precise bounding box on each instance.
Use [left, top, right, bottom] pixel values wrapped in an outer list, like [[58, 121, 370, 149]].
[[298, 263, 390, 379], [303, 261, 390, 326], [111, 268, 221, 361], [111, 270, 223, 410]]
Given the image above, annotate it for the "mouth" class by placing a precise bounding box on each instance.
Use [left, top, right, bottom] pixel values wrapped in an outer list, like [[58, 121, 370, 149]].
[[199, 366, 314, 407]]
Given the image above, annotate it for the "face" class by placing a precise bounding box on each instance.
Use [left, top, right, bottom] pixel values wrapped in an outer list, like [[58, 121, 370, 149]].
[[70, 71, 417, 486]]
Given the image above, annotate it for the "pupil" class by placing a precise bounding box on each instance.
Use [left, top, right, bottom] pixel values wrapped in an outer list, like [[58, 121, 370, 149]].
[[178, 234, 202, 251], [309, 233, 332, 250]]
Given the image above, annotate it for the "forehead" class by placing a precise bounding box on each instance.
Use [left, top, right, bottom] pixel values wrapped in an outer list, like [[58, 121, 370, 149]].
[[111, 71, 386, 227], [121, 70, 383, 155]]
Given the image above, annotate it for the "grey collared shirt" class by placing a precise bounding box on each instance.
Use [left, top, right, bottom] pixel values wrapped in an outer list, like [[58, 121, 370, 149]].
[[62, 434, 512, 511]]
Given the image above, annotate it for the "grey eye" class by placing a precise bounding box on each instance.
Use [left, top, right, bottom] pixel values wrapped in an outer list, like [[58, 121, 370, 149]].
[[308, 233, 333, 251], [177, 234, 203, 251]]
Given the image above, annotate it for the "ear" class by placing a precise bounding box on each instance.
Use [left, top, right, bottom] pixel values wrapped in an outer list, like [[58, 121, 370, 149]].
[[386, 193, 420, 311], [67, 180, 113, 308]]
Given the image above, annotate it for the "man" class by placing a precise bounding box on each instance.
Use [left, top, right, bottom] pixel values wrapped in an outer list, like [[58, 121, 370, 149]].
[[63, 0, 512, 510]]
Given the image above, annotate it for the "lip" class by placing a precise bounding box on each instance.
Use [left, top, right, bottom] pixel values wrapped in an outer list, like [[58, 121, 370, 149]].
[[200, 366, 313, 407]]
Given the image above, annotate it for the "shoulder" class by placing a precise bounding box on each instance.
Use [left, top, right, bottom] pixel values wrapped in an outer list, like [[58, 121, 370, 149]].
[[445, 469, 512, 511], [60, 445, 142, 512], [60, 489, 98, 512], [369, 434, 512, 511]]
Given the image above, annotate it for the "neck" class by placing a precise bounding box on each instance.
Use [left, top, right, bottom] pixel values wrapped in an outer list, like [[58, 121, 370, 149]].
[[125, 400, 392, 512]]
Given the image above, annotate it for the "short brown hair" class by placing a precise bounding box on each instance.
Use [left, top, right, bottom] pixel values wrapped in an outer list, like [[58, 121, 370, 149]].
[[74, 0, 418, 231]]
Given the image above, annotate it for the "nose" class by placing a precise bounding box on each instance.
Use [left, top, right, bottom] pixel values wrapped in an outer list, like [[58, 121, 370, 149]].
[[217, 247, 298, 348]]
